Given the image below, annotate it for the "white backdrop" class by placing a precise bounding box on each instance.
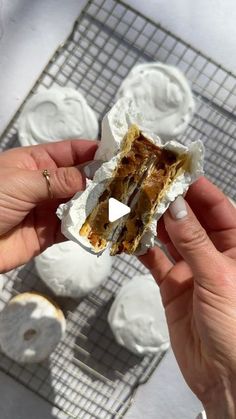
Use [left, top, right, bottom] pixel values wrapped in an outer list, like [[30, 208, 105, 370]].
[[0, 0, 235, 418], [0, 0, 235, 136]]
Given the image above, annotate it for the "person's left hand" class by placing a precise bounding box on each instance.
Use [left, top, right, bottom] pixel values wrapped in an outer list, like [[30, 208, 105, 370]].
[[0, 139, 97, 272]]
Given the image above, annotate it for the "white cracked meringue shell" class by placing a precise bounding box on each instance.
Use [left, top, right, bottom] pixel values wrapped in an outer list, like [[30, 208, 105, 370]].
[[95, 97, 162, 162]]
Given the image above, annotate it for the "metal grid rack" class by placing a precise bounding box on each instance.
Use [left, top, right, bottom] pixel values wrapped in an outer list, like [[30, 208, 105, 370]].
[[0, 255, 155, 419], [0, 0, 236, 417]]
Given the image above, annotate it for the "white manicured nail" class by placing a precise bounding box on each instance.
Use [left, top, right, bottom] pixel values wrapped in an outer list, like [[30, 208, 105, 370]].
[[169, 196, 188, 220]]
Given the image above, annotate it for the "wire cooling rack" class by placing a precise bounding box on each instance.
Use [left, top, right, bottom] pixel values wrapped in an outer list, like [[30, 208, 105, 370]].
[[0, 0, 236, 418]]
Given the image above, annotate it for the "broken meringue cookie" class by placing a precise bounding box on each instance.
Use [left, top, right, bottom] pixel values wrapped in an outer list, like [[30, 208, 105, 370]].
[[57, 120, 204, 256], [116, 62, 195, 140], [94, 97, 162, 162]]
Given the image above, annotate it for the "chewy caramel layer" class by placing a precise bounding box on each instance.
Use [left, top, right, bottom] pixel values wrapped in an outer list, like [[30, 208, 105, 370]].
[[110, 152, 187, 255], [80, 125, 187, 254], [80, 126, 153, 250]]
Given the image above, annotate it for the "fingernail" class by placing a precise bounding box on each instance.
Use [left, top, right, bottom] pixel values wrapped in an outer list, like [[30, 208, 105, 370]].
[[83, 160, 102, 179], [169, 196, 188, 220]]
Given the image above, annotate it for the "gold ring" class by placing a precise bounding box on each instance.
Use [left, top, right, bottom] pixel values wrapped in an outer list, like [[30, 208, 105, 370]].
[[42, 169, 53, 199]]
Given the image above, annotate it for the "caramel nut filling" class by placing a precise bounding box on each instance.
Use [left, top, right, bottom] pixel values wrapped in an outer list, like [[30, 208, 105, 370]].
[[111, 153, 187, 255], [80, 125, 188, 254]]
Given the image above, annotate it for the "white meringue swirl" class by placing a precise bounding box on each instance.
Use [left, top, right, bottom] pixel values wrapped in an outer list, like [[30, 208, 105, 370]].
[[116, 62, 195, 140], [18, 87, 98, 146]]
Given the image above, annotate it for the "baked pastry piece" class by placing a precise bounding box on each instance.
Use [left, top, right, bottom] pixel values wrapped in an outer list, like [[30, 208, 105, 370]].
[[35, 241, 112, 298], [18, 87, 98, 146], [108, 274, 169, 356], [0, 293, 66, 363], [116, 62, 195, 140], [58, 122, 204, 255]]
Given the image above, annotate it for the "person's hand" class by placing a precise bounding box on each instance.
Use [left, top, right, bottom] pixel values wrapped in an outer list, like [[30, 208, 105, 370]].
[[0, 140, 97, 272], [140, 177, 236, 419]]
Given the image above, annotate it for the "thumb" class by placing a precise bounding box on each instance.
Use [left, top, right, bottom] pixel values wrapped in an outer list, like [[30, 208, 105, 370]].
[[164, 196, 222, 284]]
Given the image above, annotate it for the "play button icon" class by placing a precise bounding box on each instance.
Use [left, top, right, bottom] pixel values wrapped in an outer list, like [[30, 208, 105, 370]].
[[108, 198, 131, 222]]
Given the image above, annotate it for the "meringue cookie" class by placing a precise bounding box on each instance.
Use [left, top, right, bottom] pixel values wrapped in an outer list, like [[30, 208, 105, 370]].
[[57, 133, 204, 255], [95, 97, 162, 162], [35, 241, 112, 298], [0, 293, 66, 363], [108, 274, 169, 356], [138, 138, 204, 255], [18, 87, 98, 146], [116, 62, 195, 140]]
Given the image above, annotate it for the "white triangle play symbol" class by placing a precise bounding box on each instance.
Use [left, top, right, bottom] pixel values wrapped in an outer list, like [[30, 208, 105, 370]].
[[108, 198, 130, 222]]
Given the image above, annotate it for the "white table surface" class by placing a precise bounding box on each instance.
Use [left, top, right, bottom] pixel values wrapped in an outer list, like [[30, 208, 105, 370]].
[[0, 0, 235, 418]]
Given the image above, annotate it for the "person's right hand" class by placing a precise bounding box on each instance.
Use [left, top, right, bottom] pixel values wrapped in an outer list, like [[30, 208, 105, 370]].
[[140, 177, 236, 419]]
